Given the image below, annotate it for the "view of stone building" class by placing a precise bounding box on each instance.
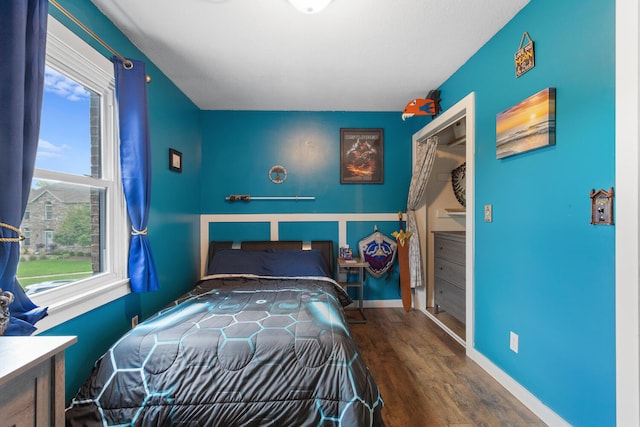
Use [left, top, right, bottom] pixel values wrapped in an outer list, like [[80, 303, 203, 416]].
[[21, 183, 91, 253], [20, 89, 103, 275]]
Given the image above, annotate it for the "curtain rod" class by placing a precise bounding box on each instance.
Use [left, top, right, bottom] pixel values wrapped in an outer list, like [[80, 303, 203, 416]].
[[49, 0, 151, 82], [49, 0, 131, 67]]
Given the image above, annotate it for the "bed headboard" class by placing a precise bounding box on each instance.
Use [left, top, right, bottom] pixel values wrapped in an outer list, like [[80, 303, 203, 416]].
[[207, 240, 335, 277]]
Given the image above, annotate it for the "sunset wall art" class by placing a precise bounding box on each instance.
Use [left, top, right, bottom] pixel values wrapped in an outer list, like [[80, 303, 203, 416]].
[[496, 87, 556, 159]]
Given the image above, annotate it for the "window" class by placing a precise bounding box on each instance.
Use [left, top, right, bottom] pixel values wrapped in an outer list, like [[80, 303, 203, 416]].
[[19, 16, 129, 332], [44, 202, 53, 220]]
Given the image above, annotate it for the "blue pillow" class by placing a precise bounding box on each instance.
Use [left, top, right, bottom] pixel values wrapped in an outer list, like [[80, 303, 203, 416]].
[[207, 249, 330, 277], [206, 249, 268, 276], [268, 249, 330, 277]]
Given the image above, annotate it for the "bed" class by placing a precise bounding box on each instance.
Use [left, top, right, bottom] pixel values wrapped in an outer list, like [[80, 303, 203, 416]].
[[65, 240, 384, 426]]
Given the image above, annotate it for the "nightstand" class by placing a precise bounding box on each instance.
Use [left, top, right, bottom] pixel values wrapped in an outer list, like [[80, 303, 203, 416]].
[[337, 258, 368, 323]]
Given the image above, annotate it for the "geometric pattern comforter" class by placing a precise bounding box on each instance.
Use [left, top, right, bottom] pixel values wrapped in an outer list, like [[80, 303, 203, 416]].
[[65, 275, 384, 426]]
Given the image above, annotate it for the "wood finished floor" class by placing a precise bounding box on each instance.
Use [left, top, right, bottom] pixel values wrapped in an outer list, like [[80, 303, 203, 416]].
[[348, 308, 546, 427]]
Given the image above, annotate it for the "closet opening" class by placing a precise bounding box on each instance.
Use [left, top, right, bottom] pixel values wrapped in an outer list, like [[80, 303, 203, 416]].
[[412, 92, 475, 347]]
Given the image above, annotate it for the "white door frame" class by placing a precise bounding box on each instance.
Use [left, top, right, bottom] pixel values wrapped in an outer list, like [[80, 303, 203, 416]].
[[615, 0, 639, 424], [412, 92, 475, 348]]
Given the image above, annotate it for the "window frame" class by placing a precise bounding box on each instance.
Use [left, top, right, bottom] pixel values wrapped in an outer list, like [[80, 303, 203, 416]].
[[30, 16, 130, 333]]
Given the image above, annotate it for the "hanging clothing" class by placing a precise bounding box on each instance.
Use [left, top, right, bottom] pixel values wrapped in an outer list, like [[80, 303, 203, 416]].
[[405, 135, 438, 288]]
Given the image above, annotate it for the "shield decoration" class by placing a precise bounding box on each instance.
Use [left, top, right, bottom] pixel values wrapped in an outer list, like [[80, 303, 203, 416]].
[[358, 231, 397, 278]]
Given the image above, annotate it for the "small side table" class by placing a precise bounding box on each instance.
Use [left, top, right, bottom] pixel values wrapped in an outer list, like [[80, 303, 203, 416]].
[[337, 258, 368, 323]]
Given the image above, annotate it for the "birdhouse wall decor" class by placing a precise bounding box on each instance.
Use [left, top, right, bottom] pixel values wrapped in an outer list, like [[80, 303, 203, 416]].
[[590, 187, 614, 225]]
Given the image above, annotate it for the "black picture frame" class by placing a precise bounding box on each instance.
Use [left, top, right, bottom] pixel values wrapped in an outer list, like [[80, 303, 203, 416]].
[[169, 148, 182, 173], [340, 128, 384, 184]]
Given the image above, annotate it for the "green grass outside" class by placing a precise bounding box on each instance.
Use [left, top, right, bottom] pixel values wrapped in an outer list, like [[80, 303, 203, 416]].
[[17, 258, 93, 287]]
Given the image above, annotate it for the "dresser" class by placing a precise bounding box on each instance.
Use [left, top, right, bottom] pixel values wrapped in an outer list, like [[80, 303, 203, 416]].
[[433, 231, 466, 324], [0, 335, 76, 426]]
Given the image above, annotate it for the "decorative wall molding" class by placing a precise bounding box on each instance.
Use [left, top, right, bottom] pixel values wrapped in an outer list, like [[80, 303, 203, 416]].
[[200, 212, 405, 276]]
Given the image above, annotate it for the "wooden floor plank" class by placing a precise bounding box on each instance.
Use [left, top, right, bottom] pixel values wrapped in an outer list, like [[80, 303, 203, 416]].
[[349, 308, 547, 427]]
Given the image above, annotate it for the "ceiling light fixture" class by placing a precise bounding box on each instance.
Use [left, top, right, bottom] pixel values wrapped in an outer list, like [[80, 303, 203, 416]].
[[288, 0, 332, 14]]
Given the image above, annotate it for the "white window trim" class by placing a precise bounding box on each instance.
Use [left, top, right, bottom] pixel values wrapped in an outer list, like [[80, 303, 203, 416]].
[[31, 16, 130, 333], [44, 202, 53, 220]]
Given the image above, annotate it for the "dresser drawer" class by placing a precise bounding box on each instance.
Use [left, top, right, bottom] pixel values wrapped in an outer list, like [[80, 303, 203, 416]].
[[434, 278, 466, 324], [434, 257, 465, 289], [0, 360, 50, 426], [434, 233, 465, 265]]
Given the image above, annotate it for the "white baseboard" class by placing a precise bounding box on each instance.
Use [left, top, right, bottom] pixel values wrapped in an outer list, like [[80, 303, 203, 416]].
[[367, 305, 570, 427], [420, 307, 570, 426], [466, 347, 570, 427], [362, 299, 403, 308]]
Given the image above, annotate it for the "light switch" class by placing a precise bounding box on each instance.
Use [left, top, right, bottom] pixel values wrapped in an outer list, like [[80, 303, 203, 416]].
[[484, 204, 493, 222]]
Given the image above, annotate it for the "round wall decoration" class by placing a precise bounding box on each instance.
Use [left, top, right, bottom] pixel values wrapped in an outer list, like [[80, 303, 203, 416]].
[[268, 165, 287, 184], [451, 162, 466, 207]]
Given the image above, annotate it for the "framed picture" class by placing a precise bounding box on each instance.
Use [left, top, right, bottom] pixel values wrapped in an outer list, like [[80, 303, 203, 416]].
[[340, 128, 384, 184], [496, 87, 556, 159], [169, 148, 182, 172]]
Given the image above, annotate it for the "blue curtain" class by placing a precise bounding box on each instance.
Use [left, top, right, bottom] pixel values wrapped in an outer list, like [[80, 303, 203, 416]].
[[114, 58, 159, 293], [0, 0, 49, 335]]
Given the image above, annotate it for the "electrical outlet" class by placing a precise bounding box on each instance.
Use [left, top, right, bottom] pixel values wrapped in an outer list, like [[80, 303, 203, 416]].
[[510, 331, 519, 353], [131, 315, 139, 329], [484, 204, 493, 222]]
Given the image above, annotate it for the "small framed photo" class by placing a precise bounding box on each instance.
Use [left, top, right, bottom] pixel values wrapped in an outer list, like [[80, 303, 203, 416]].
[[340, 128, 384, 184], [169, 148, 182, 173]]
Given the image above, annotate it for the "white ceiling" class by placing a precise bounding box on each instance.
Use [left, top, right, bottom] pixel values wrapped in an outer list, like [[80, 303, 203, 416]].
[[89, 0, 530, 112]]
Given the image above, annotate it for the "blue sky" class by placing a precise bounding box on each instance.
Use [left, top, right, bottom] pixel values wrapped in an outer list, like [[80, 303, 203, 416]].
[[38, 66, 93, 177]]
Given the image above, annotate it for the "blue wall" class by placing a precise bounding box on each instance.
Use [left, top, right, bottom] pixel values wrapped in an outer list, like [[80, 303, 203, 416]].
[[439, 0, 615, 425], [201, 111, 424, 300], [200, 111, 424, 214], [41, 0, 202, 399]]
